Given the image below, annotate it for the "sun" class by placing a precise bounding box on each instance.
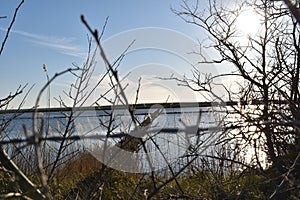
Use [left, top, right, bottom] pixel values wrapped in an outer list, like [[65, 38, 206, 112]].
[[236, 8, 261, 36]]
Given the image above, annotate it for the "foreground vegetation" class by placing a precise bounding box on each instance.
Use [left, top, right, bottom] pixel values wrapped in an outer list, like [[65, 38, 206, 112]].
[[1, 150, 298, 200]]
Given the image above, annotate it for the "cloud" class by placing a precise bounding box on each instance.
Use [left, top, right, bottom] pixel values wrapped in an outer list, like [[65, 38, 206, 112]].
[[0, 28, 85, 58]]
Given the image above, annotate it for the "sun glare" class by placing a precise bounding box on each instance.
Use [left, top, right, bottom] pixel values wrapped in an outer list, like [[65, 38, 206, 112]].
[[236, 8, 261, 36]]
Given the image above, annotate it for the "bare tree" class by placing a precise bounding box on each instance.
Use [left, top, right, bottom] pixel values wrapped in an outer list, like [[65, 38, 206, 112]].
[[172, 0, 300, 198], [273, 0, 300, 23]]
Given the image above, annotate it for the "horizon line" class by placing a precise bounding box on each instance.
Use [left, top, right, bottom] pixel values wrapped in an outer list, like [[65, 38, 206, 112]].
[[2, 101, 217, 114], [1, 99, 295, 114]]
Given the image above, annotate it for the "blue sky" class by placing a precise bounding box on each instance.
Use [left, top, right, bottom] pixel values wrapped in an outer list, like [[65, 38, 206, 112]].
[[0, 0, 231, 108]]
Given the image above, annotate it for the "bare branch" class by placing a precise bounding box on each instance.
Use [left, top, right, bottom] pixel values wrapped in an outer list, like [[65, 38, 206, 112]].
[[0, 0, 24, 55]]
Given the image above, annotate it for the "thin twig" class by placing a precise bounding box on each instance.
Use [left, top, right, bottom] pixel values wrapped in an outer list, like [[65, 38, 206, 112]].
[[0, 192, 32, 200], [0, 0, 24, 55], [81, 15, 138, 126]]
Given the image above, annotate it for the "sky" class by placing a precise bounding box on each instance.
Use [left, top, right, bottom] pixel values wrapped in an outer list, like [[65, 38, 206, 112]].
[[0, 0, 234, 108]]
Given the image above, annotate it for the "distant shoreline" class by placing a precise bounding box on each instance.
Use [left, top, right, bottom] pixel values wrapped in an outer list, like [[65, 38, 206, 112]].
[[0, 102, 210, 114], [1, 99, 292, 114]]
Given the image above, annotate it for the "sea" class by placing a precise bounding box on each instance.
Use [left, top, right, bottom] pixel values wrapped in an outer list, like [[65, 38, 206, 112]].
[[0, 103, 226, 173]]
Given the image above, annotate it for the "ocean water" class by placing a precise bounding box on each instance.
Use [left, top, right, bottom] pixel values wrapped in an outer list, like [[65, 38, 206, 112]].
[[1, 106, 221, 138], [0, 105, 224, 172]]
